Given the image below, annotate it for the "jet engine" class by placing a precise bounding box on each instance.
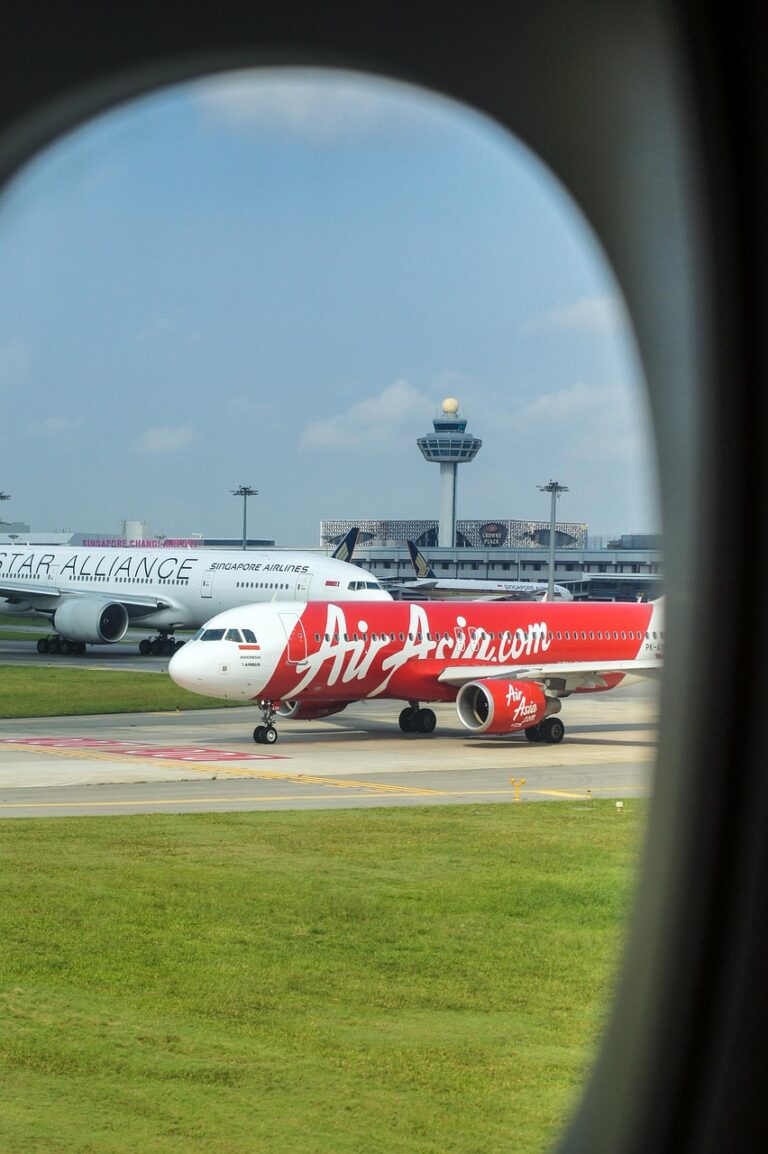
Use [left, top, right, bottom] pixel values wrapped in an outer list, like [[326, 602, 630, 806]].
[[276, 700, 349, 721], [456, 678, 556, 734], [53, 599, 130, 644]]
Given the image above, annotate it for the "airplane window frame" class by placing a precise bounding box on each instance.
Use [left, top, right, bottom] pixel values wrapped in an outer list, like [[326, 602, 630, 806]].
[[0, 4, 765, 1153]]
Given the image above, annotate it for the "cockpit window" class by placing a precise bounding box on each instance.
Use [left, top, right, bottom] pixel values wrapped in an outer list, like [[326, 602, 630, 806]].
[[366, 581, 381, 589], [242, 628, 257, 643], [225, 628, 242, 642], [201, 628, 226, 641]]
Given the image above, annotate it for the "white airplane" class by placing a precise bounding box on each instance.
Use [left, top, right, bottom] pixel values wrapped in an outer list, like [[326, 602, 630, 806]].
[[392, 541, 573, 601], [0, 528, 389, 655]]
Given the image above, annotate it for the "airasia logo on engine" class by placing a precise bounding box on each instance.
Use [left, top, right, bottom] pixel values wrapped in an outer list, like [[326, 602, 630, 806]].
[[505, 682, 541, 727]]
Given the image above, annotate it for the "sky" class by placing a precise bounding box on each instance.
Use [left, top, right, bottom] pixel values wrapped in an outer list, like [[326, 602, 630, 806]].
[[0, 68, 658, 546]]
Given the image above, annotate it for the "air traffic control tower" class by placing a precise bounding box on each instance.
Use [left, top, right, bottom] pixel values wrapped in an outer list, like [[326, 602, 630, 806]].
[[417, 398, 482, 546]]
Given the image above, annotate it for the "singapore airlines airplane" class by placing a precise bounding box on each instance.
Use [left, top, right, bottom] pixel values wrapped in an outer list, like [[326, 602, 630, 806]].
[[169, 596, 663, 744], [395, 541, 573, 601], [0, 529, 388, 656]]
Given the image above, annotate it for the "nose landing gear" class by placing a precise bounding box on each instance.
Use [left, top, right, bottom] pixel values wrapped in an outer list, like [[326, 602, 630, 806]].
[[253, 700, 279, 745]]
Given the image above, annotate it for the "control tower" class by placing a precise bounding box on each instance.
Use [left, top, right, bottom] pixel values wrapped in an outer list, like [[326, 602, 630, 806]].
[[417, 398, 482, 546]]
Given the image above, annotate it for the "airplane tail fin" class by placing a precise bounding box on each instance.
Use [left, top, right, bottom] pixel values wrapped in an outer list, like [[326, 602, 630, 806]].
[[331, 527, 360, 563], [407, 540, 437, 579]]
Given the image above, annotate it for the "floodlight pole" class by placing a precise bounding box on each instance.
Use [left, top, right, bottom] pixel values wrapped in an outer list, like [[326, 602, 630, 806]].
[[231, 485, 258, 550], [538, 480, 568, 599], [0, 490, 11, 527]]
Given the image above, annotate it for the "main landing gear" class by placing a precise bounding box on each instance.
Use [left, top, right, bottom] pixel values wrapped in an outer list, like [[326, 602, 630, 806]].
[[36, 636, 86, 655], [398, 701, 437, 734], [139, 634, 185, 657], [253, 700, 279, 745], [525, 716, 566, 744]]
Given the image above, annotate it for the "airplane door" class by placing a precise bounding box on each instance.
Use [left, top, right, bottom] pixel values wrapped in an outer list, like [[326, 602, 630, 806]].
[[295, 572, 310, 599], [201, 570, 214, 598], [279, 612, 308, 664]]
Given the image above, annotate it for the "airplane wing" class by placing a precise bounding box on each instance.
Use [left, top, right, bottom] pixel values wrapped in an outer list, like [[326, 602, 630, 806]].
[[437, 657, 663, 694], [0, 579, 178, 616]]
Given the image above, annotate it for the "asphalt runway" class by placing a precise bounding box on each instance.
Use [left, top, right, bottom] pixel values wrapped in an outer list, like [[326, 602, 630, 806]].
[[0, 636, 170, 672], [0, 681, 658, 818]]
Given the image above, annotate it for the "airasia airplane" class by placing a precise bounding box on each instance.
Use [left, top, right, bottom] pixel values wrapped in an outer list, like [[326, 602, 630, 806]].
[[168, 596, 663, 744]]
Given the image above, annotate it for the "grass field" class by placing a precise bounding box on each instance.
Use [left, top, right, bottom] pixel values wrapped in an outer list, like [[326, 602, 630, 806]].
[[0, 665, 236, 717], [0, 802, 645, 1154]]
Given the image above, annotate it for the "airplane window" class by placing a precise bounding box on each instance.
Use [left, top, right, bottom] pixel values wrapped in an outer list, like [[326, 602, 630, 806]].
[[224, 628, 242, 642], [0, 60, 663, 1154], [242, 629, 257, 643]]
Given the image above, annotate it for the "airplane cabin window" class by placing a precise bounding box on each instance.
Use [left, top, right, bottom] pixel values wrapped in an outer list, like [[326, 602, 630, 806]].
[[0, 55, 668, 1154]]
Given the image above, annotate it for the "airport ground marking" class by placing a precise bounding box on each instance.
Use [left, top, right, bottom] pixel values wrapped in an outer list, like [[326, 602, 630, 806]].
[[0, 740, 442, 795]]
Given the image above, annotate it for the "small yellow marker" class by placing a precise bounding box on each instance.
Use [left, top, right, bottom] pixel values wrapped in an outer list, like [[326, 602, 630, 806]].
[[616, 800, 624, 815], [509, 777, 526, 801]]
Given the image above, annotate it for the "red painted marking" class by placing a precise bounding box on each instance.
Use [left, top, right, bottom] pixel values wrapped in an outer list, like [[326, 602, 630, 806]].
[[238, 644, 260, 650], [0, 738, 285, 761]]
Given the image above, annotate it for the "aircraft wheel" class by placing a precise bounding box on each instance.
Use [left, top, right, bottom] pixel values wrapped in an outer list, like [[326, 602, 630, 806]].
[[51, 637, 64, 654], [416, 708, 437, 734], [399, 706, 418, 733], [174, 639, 185, 651], [253, 726, 266, 744], [541, 716, 565, 744], [76, 642, 87, 655], [264, 725, 278, 745], [139, 639, 151, 655], [162, 638, 175, 656], [37, 638, 50, 654], [525, 724, 544, 742]]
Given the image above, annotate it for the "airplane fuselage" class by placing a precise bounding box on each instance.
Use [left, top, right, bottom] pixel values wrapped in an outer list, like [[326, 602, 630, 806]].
[[0, 545, 390, 645], [170, 597, 663, 707]]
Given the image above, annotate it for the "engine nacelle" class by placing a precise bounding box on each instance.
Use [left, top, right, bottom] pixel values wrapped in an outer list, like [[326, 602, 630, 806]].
[[53, 599, 129, 644], [276, 700, 349, 721], [456, 678, 552, 734]]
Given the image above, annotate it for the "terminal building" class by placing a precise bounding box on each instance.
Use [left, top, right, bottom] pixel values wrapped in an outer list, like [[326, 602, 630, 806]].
[[321, 520, 661, 600]]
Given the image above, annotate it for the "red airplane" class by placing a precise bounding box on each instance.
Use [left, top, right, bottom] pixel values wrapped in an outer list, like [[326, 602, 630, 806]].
[[168, 597, 663, 745]]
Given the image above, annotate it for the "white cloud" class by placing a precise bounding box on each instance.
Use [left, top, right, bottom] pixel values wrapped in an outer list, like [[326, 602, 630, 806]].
[[513, 380, 650, 465], [27, 415, 85, 437], [134, 424, 198, 454], [520, 294, 627, 335], [194, 69, 426, 144], [300, 379, 432, 452]]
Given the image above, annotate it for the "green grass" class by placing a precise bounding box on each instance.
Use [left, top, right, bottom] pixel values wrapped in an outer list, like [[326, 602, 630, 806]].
[[0, 803, 645, 1153], [0, 665, 237, 717]]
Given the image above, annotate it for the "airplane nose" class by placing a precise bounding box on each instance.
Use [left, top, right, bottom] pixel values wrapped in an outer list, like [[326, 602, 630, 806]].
[[168, 643, 203, 691]]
